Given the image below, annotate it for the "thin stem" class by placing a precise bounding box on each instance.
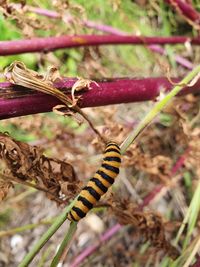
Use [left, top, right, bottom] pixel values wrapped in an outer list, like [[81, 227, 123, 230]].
[[50, 222, 77, 267], [149, 45, 193, 70], [175, 181, 200, 247], [166, 0, 200, 27], [120, 65, 200, 153], [18, 197, 78, 267], [1, 35, 200, 55], [192, 254, 200, 267], [70, 224, 121, 267], [26, 5, 193, 69]]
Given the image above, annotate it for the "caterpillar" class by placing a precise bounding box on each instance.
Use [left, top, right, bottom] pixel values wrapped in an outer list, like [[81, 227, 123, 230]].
[[67, 141, 121, 221]]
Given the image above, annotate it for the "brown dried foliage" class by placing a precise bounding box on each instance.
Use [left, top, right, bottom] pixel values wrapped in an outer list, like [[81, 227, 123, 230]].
[[0, 1, 51, 38], [0, 132, 81, 203], [109, 197, 180, 260], [0, 0, 88, 38]]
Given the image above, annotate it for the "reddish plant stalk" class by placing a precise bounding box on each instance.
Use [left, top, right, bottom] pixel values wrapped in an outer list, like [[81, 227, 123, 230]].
[[171, 148, 190, 175], [27, 6, 60, 18], [70, 148, 188, 266], [28, 5, 129, 36], [1, 35, 200, 55], [27, 5, 129, 36], [28, 5, 193, 69], [192, 256, 200, 267], [166, 0, 200, 26], [82, 20, 194, 69], [10, 4, 191, 69], [149, 45, 193, 69], [1, 77, 200, 120]]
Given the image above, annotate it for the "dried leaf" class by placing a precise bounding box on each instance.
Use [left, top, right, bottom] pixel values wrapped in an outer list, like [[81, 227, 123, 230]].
[[109, 197, 180, 260], [4, 61, 104, 143], [0, 132, 80, 203]]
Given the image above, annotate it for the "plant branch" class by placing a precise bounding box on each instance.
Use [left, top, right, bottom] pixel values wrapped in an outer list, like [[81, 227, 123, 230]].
[[18, 197, 78, 267], [1, 35, 200, 55], [149, 45, 193, 69], [192, 255, 200, 267], [166, 0, 200, 27], [1, 77, 200, 120], [25, 5, 193, 69], [50, 222, 77, 267]]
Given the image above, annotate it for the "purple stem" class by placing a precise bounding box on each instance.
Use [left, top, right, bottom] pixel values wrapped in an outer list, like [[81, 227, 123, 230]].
[[25, 5, 193, 69], [4, 4, 197, 70], [171, 148, 190, 175], [6, 4, 193, 69], [192, 257, 200, 267], [149, 45, 193, 70], [70, 224, 121, 267], [83, 20, 127, 35], [27, 6, 60, 19], [139, 185, 163, 210], [27, 5, 127, 36], [84, 23, 193, 69], [28, 7, 127, 36], [1, 35, 200, 56], [69, 149, 189, 266], [1, 77, 200, 120], [166, 0, 200, 25]]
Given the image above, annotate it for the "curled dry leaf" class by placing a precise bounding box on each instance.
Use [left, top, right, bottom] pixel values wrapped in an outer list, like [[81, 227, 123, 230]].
[[4, 61, 105, 143], [70, 77, 97, 107], [4, 61, 72, 106], [0, 133, 81, 204], [109, 197, 180, 260]]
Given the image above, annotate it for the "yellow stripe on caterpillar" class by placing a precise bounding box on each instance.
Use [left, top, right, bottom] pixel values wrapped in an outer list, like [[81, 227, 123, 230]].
[[67, 142, 121, 222]]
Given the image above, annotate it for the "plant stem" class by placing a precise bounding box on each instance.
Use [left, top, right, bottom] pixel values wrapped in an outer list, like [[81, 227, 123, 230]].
[[175, 181, 200, 248], [1, 35, 200, 55], [166, 0, 200, 26], [50, 222, 77, 267], [18, 198, 77, 267], [70, 224, 121, 267], [191, 254, 200, 267], [1, 77, 200, 120], [26, 5, 193, 69]]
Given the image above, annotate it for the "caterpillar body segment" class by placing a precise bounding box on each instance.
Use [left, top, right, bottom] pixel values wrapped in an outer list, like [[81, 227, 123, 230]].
[[67, 142, 121, 221]]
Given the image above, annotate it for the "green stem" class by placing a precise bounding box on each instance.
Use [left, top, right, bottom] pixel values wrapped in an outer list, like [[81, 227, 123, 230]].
[[18, 198, 77, 267], [175, 181, 200, 248], [50, 222, 77, 267], [120, 65, 200, 154]]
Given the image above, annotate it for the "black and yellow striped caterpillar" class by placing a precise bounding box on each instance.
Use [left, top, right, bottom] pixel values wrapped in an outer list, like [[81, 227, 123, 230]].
[[67, 141, 121, 221]]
